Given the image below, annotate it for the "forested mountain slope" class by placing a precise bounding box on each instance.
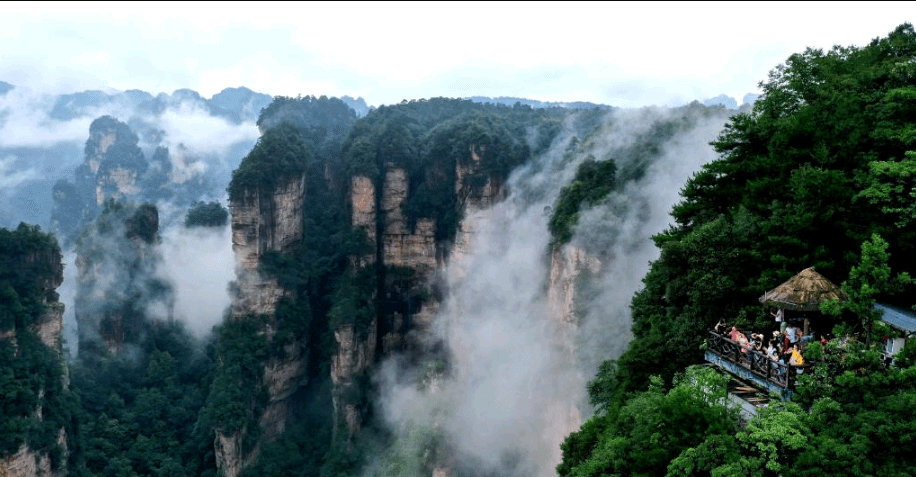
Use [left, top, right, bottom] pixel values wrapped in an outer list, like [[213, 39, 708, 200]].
[[559, 23, 916, 477]]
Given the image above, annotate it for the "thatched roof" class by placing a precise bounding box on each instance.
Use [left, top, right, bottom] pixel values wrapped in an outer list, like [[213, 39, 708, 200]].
[[759, 267, 847, 311]]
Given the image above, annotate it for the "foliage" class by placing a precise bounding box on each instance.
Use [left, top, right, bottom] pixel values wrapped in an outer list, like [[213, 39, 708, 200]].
[[201, 318, 270, 435], [340, 98, 563, 243], [70, 321, 216, 477], [0, 224, 71, 463], [557, 366, 738, 477], [821, 233, 914, 343], [563, 23, 916, 477], [228, 121, 313, 202], [549, 157, 617, 244], [184, 201, 229, 228], [238, 379, 334, 477], [0, 223, 62, 330], [609, 22, 916, 396], [0, 331, 73, 464], [328, 265, 378, 338], [256, 95, 357, 163]]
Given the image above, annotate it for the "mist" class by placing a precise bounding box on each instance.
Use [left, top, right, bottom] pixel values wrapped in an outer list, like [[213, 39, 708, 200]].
[[0, 84, 262, 230], [371, 107, 728, 476], [155, 222, 234, 338]]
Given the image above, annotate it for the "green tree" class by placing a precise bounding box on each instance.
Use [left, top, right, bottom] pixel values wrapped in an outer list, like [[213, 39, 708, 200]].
[[821, 233, 913, 344], [184, 201, 229, 228], [558, 366, 738, 477]]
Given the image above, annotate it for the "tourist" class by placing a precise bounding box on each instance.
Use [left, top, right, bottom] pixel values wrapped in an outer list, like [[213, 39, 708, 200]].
[[714, 320, 727, 334], [729, 326, 742, 342], [786, 324, 800, 346], [790, 344, 805, 366], [766, 340, 778, 361]]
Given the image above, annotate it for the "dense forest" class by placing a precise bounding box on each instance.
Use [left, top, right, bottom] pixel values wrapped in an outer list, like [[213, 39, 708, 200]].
[[558, 23, 916, 477]]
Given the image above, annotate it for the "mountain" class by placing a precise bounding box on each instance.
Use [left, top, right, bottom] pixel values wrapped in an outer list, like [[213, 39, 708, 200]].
[[702, 93, 739, 109], [466, 95, 614, 110]]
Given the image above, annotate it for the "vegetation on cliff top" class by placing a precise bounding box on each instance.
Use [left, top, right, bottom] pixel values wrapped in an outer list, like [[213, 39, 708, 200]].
[[549, 157, 617, 245], [0, 223, 62, 330], [228, 122, 313, 201], [184, 201, 229, 228]]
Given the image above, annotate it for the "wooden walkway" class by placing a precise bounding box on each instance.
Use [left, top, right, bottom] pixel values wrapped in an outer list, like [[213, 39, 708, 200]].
[[705, 331, 806, 400]]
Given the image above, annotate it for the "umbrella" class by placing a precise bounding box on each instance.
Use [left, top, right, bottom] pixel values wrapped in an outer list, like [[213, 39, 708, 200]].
[[759, 267, 847, 312]]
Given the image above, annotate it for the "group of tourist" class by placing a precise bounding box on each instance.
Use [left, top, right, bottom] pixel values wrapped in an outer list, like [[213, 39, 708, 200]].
[[714, 320, 810, 368]]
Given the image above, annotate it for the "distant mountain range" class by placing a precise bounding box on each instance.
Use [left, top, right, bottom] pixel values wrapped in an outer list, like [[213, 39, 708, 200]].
[[0, 81, 754, 233]]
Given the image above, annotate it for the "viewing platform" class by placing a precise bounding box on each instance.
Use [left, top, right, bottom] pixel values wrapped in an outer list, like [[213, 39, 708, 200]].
[[704, 331, 806, 401]]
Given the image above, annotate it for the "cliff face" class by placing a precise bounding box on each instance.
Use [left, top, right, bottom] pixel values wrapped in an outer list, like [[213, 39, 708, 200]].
[[52, 117, 149, 244], [542, 244, 601, 462], [0, 435, 65, 477], [227, 143, 511, 473], [0, 238, 68, 477], [547, 245, 602, 355], [219, 175, 308, 477], [230, 175, 306, 318]]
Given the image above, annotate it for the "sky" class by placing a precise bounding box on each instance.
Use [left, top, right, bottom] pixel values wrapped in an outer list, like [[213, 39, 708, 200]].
[[0, 2, 912, 108]]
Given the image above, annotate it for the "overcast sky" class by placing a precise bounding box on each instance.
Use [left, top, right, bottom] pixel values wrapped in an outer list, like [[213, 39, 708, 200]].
[[0, 2, 911, 107]]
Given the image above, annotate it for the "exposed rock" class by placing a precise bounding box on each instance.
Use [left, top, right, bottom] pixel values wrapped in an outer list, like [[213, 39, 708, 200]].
[[432, 467, 453, 477], [331, 323, 377, 441], [350, 175, 376, 266], [32, 303, 64, 352], [230, 176, 305, 318], [0, 445, 53, 477], [223, 175, 309, 474], [539, 244, 597, 461], [260, 341, 308, 439], [456, 145, 503, 211], [381, 166, 438, 272], [351, 175, 376, 237], [548, 245, 602, 328], [214, 430, 246, 477]]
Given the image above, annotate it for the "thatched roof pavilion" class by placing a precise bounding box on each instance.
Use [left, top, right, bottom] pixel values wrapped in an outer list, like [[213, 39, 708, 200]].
[[759, 267, 847, 312]]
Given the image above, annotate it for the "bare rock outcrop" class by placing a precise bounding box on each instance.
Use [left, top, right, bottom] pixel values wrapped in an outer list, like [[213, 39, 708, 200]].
[[381, 166, 438, 272], [219, 175, 309, 477], [331, 323, 377, 442], [230, 176, 306, 318]]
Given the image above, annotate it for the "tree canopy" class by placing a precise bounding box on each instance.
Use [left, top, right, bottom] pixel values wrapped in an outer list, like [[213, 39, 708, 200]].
[[560, 22, 916, 477]]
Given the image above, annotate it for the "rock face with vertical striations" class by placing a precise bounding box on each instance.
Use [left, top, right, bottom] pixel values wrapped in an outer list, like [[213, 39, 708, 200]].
[[380, 165, 438, 272], [218, 175, 308, 477], [230, 175, 306, 318]]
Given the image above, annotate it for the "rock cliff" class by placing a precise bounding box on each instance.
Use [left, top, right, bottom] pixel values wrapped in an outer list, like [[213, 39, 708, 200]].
[[218, 175, 308, 477], [230, 176, 305, 318], [227, 141, 515, 474], [0, 232, 68, 477], [547, 245, 602, 356]]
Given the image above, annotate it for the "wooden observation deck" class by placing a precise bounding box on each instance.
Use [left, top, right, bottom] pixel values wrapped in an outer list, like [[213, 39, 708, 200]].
[[704, 331, 806, 401]]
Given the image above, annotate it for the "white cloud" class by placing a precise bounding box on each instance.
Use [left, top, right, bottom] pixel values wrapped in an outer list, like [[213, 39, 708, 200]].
[[155, 224, 234, 338], [0, 88, 94, 146], [157, 101, 260, 156]]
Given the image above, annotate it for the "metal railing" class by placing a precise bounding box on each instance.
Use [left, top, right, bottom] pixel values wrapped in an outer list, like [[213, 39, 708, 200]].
[[706, 331, 806, 389]]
